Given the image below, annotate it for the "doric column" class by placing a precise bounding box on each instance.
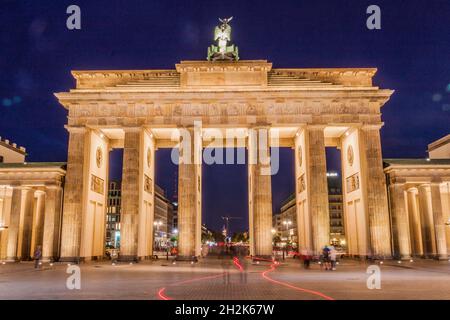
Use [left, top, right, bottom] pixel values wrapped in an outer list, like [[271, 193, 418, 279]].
[[60, 127, 87, 262], [430, 182, 448, 260], [417, 184, 436, 257], [360, 126, 392, 258], [17, 187, 34, 261], [42, 186, 63, 261], [406, 187, 423, 256], [177, 126, 202, 259], [30, 190, 46, 256], [389, 183, 411, 259], [119, 128, 141, 262], [305, 126, 329, 254], [248, 127, 273, 258], [0, 188, 12, 260], [6, 187, 22, 261]]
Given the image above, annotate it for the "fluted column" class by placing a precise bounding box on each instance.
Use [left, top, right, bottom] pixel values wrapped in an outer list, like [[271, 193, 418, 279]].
[[248, 127, 273, 257], [0, 188, 12, 260], [360, 127, 392, 258], [389, 183, 411, 259], [430, 182, 448, 260], [60, 127, 86, 262], [406, 187, 423, 256], [6, 187, 22, 261], [42, 186, 63, 261], [418, 184, 436, 257], [17, 188, 34, 261], [306, 127, 329, 254], [119, 128, 141, 262], [30, 190, 46, 256], [177, 126, 202, 259]]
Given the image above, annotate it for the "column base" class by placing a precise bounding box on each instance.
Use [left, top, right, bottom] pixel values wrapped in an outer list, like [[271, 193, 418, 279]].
[[175, 255, 198, 262], [118, 255, 138, 262], [59, 256, 81, 263], [5, 257, 19, 262], [436, 254, 449, 261], [252, 255, 273, 262], [41, 257, 57, 263]]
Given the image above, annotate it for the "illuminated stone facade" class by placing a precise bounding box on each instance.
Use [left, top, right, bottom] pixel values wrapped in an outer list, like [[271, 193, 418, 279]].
[[55, 59, 394, 260]]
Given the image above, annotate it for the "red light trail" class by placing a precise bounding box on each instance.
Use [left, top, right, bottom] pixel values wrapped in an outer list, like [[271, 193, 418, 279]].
[[261, 263, 335, 300]]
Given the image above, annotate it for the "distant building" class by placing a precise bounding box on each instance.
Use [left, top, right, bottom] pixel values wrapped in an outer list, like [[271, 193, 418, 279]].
[[273, 194, 297, 246], [0, 137, 26, 163], [327, 172, 345, 246], [273, 172, 344, 248], [105, 181, 175, 251], [154, 184, 175, 250], [105, 181, 121, 248], [428, 134, 450, 159]]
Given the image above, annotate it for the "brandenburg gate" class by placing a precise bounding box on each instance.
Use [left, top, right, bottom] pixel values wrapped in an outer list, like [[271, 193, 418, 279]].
[[55, 59, 393, 261], [55, 19, 394, 262]]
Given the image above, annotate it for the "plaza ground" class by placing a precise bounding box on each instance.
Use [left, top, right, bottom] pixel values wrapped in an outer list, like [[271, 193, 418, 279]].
[[0, 257, 449, 300]]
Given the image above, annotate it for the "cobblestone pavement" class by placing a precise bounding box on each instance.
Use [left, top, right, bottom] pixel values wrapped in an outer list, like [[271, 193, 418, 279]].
[[0, 258, 449, 300]]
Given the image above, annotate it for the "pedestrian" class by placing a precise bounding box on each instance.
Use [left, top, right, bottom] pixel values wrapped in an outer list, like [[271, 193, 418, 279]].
[[301, 248, 311, 269], [33, 245, 42, 269], [322, 246, 331, 270], [330, 246, 337, 271]]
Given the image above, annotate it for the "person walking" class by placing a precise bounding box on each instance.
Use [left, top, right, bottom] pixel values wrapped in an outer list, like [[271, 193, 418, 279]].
[[322, 246, 331, 270], [33, 245, 42, 269], [330, 246, 337, 271], [301, 248, 311, 269]]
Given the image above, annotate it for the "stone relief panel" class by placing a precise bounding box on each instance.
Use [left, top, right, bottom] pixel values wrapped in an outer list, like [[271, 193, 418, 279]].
[[144, 174, 153, 194], [346, 173, 360, 193], [90, 174, 105, 195], [297, 174, 306, 193]]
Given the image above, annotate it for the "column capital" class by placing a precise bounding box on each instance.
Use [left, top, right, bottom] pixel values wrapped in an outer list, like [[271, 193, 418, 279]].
[[361, 123, 384, 131], [305, 124, 326, 131], [64, 125, 87, 134], [430, 178, 443, 185], [388, 177, 407, 185], [44, 184, 63, 191], [123, 126, 142, 133]]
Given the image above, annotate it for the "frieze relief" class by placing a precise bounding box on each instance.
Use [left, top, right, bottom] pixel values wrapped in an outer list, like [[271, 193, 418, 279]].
[[67, 98, 382, 127]]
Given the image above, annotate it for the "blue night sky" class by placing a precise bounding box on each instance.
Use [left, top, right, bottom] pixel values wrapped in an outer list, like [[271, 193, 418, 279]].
[[1, 0, 449, 233]]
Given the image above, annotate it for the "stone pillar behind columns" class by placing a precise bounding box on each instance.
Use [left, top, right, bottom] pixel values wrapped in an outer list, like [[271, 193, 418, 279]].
[[418, 184, 436, 257], [17, 188, 34, 261], [360, 127, 392, 258], [430, 182, 448, 260], [6, 187, 22, 261], [0, 189, 12, 260], [406, 188, 423, 256], [389, 183, 411, 259], [42, 186, 63, 262], [305, 127, 329, 254], [60, 128, 86, 262], [119, 129, 141, 262], [30, 191, 46, 257], [177, 127, 201, 260], [248, 127, 273, 258]]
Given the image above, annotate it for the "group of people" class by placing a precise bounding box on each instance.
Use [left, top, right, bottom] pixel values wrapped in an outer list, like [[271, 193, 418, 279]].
[[298, 245, 338, 271], [320, 245, 338, 271]]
